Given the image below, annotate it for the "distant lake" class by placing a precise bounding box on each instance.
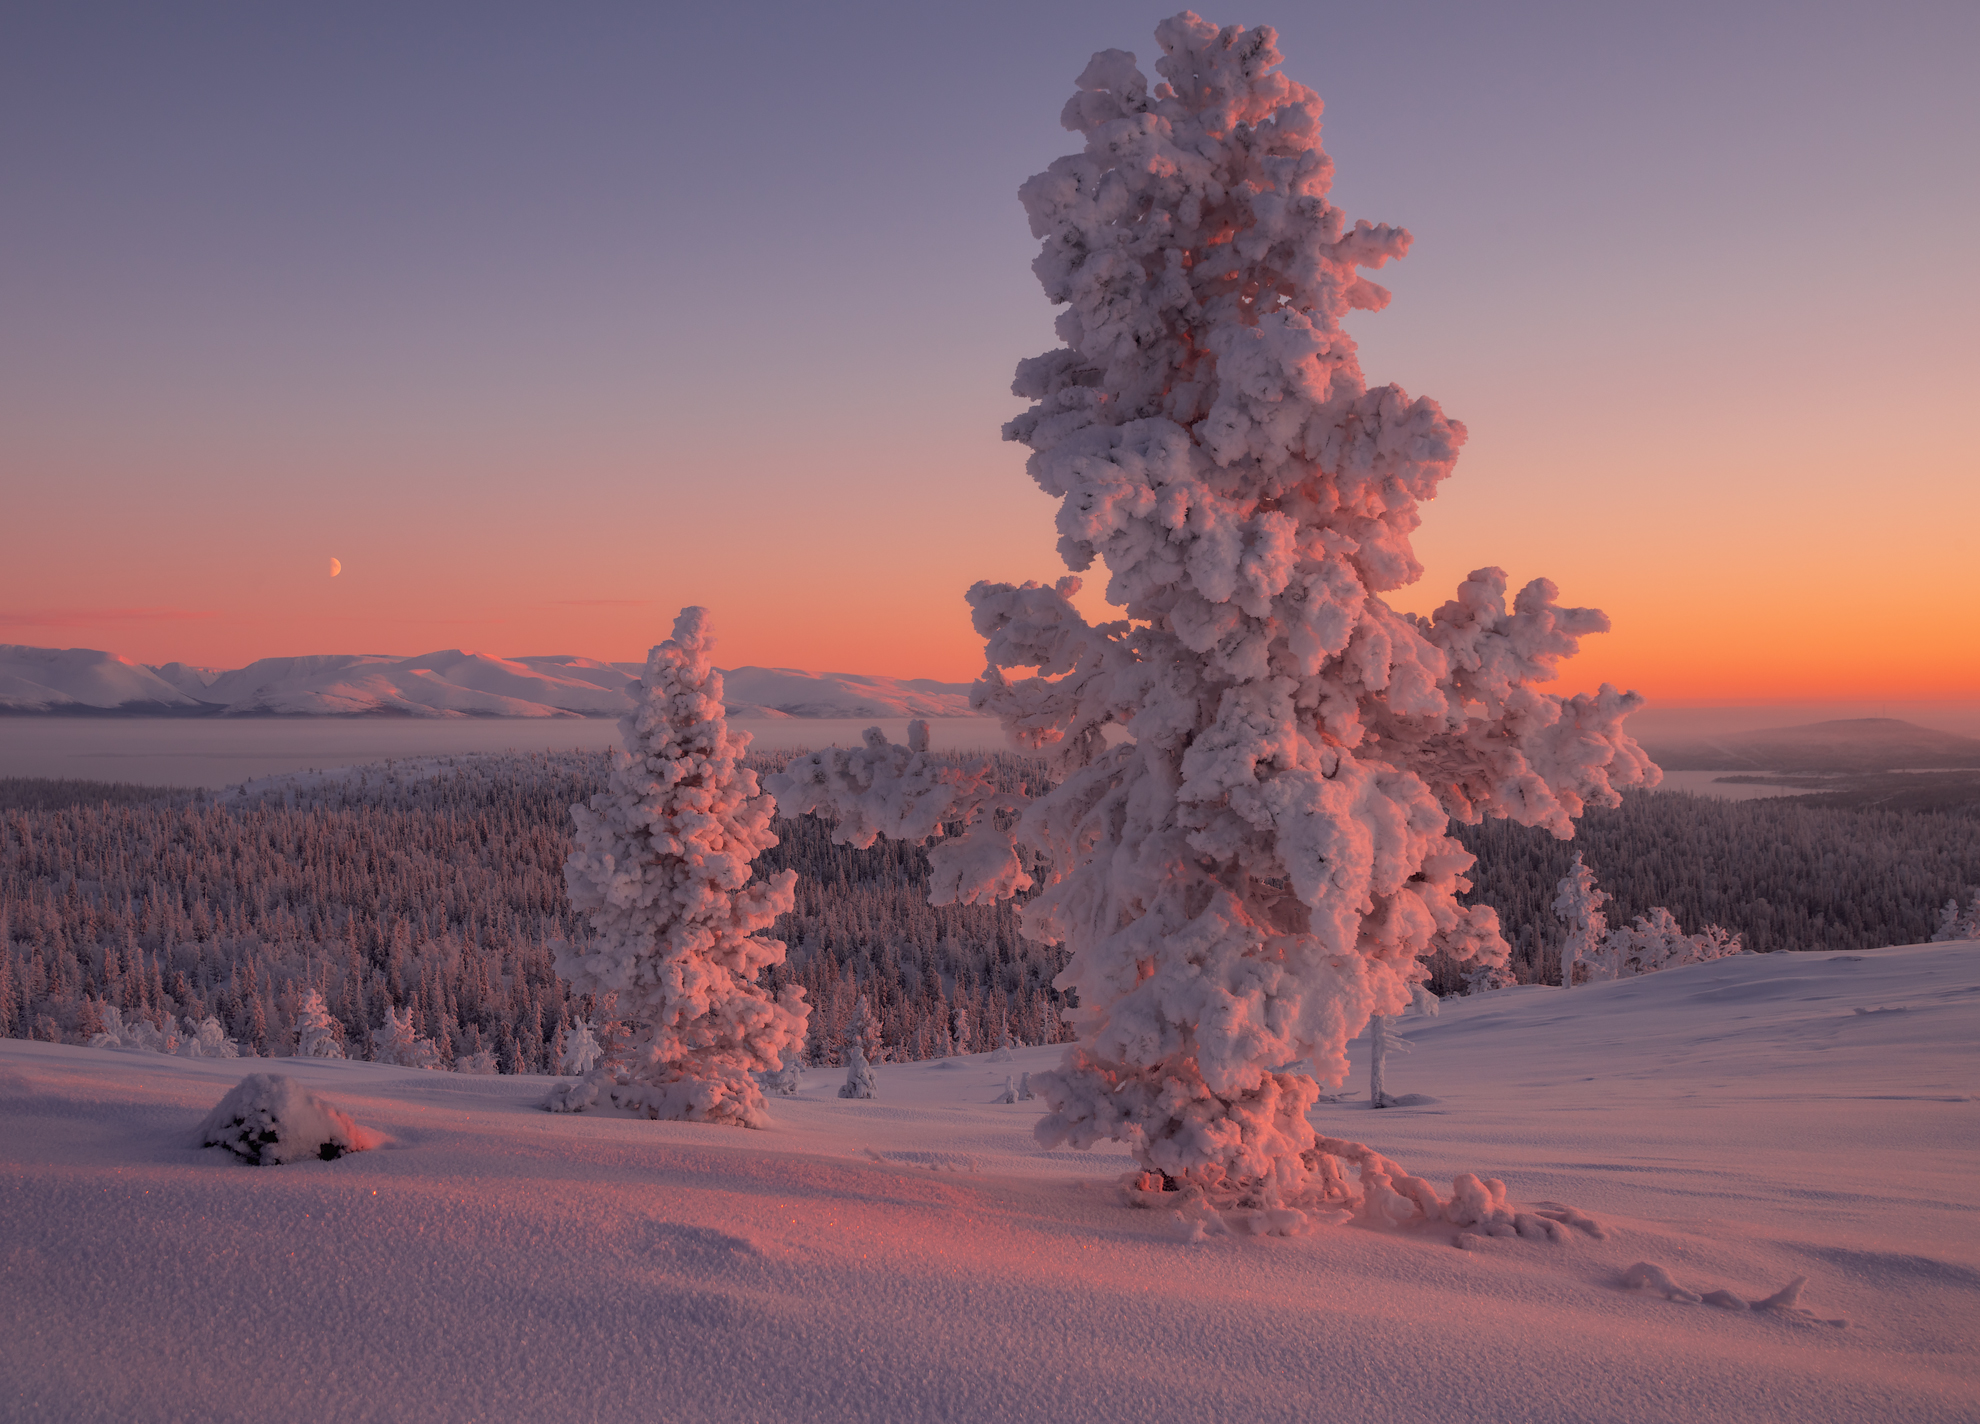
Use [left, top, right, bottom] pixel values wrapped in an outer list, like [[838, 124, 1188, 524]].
[[0, 716, 1016, 790]]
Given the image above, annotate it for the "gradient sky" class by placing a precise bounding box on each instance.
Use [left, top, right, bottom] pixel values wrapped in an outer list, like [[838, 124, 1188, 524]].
[[3, 1, 1974, 704]]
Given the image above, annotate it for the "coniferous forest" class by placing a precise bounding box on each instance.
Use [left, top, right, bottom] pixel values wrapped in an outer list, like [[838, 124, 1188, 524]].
[[3, 753, 1976, 1066]]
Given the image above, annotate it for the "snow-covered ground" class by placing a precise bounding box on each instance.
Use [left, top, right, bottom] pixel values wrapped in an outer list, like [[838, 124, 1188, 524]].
[[4, 944, 1974, 1422]]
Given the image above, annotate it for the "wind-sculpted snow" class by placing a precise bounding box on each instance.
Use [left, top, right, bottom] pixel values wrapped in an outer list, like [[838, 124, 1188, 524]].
[[769, 12, 1656, 1204], [555, 610, 808, 1126], [4, 944, 1973, 1421]]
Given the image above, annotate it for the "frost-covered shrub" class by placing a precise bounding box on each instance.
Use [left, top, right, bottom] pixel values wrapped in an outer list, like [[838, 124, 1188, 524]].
[[1555, 864, 1739, 981], [772, 1059, 801, 1096], [838, 1041, 876, 1100], [369, 1005, 441, 1069], [766, 13, 1652, 1203], [87, 1005, 238, 1058], [457, 1049, 499, 1075], [553, 608, 809, 1126], [1931, 893, 1979, 942], [1461, 961, 1517, 995], [196, 1073, 383, 1165], [292, 988, 346, 1059]]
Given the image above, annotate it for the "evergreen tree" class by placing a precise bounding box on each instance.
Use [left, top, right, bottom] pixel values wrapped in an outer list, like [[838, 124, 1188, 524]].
[[552, 609, 809, 1125], [769, 14, 1654, 1207]]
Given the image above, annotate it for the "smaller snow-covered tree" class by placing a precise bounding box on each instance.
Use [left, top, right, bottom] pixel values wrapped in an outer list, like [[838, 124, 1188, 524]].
[[557, 1019, 604, 1075], [838, 1041, 876, 1100], [553, 608, 809, 1125], [86, 1003, 140, 1051], [1552, 854, 1610, 988], [772, 1059, 802, 1096], [292, 989, 346, 1059], [951, 1002, 973, 1057], [1595, 909, 1740, 978], [846, 994, 883, 1066], [457, 1049, 499, 1075]]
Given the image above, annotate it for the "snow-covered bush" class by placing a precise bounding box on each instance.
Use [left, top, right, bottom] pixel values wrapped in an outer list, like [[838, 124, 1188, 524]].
[[552, 608, 809, 1126], [771, 1059, 801, 1096], [457, 1049, 499, 1075], [196, 1073, 383, 1165], [838, 1041, 876, 1100], [1555, 863, 1739, 982], [369, 1005, 441, 1069], [1931, 893, 1979, 942], [1461, 961, 1517, 995], [87, 1005, 239, 1058], [766, 13, 1653, 1204], [181, 1015, 241, 1059], [292, 988, 346, 1059], [1595, 908, 1741, 979], [1552, 853, 1610, 989]]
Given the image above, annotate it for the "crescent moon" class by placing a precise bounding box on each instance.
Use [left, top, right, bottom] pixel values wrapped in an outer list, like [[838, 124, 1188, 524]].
[[329, 558, 342, 577]]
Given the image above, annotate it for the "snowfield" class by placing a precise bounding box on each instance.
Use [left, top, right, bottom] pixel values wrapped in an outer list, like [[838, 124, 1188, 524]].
[[3, 943, 1974, 1423]]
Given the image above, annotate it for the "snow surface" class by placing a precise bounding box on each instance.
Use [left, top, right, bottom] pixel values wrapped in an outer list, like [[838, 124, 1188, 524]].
[[0, 645, 972, 719], [4, 943, 1973, 1421]]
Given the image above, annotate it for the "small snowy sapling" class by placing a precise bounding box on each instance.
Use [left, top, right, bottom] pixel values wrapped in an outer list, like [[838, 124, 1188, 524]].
[[839, 1042, 877, 1100], [292, 988, 347, 1059]]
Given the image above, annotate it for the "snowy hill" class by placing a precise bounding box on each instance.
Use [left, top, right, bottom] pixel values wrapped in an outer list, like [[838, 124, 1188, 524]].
[[2, 942, 1972, 1422], [1645, 717, 1980, 772], [0, 644, 973, 718], [0, 644, 207, 713]]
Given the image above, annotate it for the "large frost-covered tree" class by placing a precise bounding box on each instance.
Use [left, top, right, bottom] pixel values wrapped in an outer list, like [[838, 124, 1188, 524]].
[[769, 13, 1655, 1209], [552, 608, 809, 1126]]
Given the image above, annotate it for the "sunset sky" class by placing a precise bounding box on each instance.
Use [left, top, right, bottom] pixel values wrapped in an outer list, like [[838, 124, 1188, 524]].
[[3, 1, 1974, 705]]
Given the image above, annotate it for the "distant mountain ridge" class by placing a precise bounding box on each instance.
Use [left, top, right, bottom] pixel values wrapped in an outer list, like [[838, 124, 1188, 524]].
[[0, 644, 975, 720], [1643, 718, 1980, 773]]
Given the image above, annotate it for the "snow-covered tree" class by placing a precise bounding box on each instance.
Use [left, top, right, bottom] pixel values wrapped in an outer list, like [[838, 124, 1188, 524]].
[[838, 1041, 876, 1100], [370, 1005, 440, 1069], [1553, 853, 1610, 988], [551, 608, 809, 1126], [846, 993, 883, 1066], [556, 1019, 604, 1075], [767, 14, 1654, 1209], [292, 988, 346, 1059]]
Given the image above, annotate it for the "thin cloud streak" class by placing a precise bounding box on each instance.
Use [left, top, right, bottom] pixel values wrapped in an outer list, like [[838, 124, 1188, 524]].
[[0, 608, 219, 628]]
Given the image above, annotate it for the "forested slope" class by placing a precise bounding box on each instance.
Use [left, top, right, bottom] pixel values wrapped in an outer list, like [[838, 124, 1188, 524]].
[[4, 753, 1975, 1062]]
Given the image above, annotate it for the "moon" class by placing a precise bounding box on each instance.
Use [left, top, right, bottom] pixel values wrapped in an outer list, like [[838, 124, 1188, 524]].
[[329, 557, 342, 577]]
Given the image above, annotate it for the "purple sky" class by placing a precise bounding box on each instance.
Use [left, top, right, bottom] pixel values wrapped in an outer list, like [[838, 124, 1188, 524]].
[[3, 1, 1974, 699]]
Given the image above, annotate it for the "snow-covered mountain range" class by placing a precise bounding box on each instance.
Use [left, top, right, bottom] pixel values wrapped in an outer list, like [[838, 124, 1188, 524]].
[[0, 645, 974, 719]]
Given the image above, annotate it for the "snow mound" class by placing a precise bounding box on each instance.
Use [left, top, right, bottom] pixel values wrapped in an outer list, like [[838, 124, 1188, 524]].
[[195, 1073, 385, 1165]]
